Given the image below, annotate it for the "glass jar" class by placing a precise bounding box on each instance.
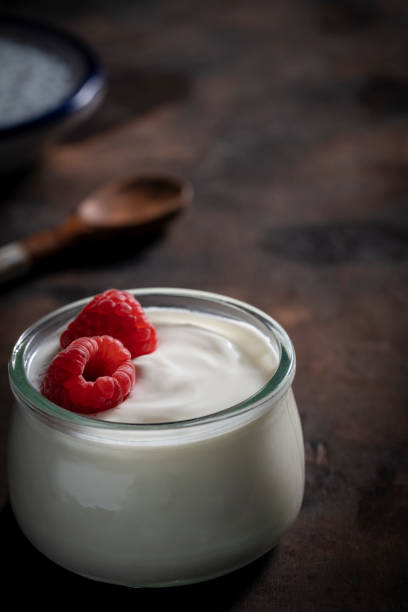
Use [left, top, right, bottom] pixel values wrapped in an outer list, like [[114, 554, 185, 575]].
[[8, 288, 304, 587]]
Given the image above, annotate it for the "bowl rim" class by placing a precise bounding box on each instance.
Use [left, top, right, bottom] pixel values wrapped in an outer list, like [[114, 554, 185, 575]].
[[0, 14, 106, 135], [9, 287, 296, 433]]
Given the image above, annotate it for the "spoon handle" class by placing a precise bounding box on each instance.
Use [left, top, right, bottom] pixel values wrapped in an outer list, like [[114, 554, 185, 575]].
[[0, 242, 32, 282], [0, 216, 87, 283]]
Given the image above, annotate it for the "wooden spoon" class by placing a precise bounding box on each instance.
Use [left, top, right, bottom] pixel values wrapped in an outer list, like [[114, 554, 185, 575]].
[[0, 175, 192, 282]]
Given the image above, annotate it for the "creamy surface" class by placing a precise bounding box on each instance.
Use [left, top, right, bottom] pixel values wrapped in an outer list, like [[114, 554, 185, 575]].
[[28, 308, 278, 423]]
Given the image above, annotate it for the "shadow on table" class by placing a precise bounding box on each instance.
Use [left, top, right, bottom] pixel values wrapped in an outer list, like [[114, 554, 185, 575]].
[[62, 69, 191, 144], [263, 220, 408, 265], [0, 228, 165, 293], [0, 162, 38, 205], [2, 500, 271, 606]]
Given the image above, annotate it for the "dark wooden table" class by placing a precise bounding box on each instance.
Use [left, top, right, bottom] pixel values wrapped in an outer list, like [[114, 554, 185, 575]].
[[1, 1, 407, 609]]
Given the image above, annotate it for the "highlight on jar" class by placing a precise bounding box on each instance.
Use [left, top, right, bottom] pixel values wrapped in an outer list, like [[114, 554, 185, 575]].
[[8, 287, 305, 588]]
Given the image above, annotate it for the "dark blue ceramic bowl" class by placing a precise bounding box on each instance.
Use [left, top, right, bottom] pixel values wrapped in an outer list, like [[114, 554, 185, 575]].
[[0, 15, 106, 170]]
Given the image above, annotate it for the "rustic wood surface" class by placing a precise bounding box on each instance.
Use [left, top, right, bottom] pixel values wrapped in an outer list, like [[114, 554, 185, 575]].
[[1, 0, 407, 608]]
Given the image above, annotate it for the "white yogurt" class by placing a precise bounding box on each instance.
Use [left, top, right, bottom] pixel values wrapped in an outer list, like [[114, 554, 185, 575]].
[[8, 291, 305, 587], [29, 308, 278, 423]]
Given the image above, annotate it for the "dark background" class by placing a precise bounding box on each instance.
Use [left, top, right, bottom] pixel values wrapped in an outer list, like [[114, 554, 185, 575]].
[[1, 1, 407, 609]]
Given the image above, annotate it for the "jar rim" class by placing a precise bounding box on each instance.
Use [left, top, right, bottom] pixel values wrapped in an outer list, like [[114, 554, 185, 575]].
[[9, 287, 296, 431]]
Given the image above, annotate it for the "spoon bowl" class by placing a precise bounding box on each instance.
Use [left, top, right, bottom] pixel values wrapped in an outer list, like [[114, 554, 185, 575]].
[[78, 175, 191, 228]]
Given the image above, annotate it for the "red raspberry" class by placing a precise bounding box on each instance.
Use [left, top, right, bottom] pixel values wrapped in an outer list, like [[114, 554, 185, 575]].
[[41, 335, 136, 414], [60, 289, 157, 358]]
